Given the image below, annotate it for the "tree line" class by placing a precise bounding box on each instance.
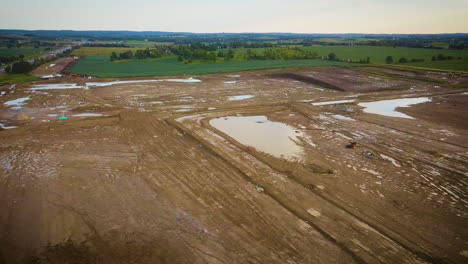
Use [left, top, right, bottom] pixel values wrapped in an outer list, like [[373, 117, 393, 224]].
[[169, 44, 233, 63], [110, 48, 162, 61]]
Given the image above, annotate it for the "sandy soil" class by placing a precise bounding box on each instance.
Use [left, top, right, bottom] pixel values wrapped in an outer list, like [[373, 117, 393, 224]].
[[0, 66, 467, 264]]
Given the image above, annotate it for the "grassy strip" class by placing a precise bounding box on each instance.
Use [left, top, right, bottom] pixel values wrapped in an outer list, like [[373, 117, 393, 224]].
[[0, 74, 39, 86]]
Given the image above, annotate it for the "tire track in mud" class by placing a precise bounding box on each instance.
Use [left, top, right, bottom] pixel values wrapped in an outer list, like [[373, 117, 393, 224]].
[[169, 115, 431, 264], [290, 103, 466, 264], [118, 111, 356, 264]]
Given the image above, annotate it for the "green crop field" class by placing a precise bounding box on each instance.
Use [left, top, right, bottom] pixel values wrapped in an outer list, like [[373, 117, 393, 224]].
[[69, 45, 468, 77], [70, 56, 349, 77], [71, 47, 141, 56], [0, 48, 46, 59], [301, 46, 468, 71], [227, 46, 468, 71]]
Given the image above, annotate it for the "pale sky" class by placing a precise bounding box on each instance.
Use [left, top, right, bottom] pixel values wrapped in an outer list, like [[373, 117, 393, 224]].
[[1, 0, 467, 33]]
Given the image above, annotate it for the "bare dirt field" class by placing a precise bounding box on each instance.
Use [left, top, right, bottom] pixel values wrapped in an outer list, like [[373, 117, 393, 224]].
[[0, 66, 467, 264], [30, 57, 79, 78]]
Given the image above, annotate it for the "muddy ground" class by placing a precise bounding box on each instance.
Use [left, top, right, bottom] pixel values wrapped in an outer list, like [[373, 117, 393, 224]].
[[0, 66, 467, 264]]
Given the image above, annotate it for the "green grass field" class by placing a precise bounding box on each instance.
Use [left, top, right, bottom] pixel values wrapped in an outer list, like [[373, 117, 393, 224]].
[[227, 46, 468, 71], [302, 46, 468, 71], [69, 45, 468, 77], [70, 56, 348, 77], [0, 74, 39, 86]]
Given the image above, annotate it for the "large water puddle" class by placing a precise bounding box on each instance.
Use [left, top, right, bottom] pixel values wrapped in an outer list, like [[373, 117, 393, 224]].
[[228, 95, 255, 101], [86, 80, 160, 87], [86, 78, 201, 87], [210, 115, 304, 160], [4, 96, 30, 109], [358, 97, 431, 119], [31, 83, 83, 90]]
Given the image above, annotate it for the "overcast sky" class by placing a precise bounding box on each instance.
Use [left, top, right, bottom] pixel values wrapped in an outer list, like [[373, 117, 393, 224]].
[[1, 0, 467, 33]]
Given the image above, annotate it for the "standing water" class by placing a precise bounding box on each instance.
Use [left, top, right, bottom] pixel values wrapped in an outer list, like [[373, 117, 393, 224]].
[[210, 115, 304, 160], [358, 97, 431, 119]]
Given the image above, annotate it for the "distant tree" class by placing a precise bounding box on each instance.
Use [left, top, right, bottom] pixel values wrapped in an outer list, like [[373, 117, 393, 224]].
[[385, 56, 393, 64], [437, 54, 446, 60], [119, 50, 133, 60], [328, 52, 337, 60], [217, 51, 224, 57], [110, 52, 118, 61], [398, 57, 408, 63], [432, 56, 436, 61], [11, 61, 33, 74], [18, 54, 24, 60], [366, 57, 370, 63], [207, 52, 217, 62], [5, 65, 11, 73], [227, 49, 234, 59]]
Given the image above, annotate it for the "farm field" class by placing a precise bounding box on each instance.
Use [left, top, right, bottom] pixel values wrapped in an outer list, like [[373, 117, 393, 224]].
[[1, 28, 468, 264], [0, 47, 46, 59], [70, 55, 349, 77], [229, 46, 468, 71], [0, 66, 467, 263], [71, 47, 141, 56], [304, 46, 468, 71], [69, 46, 468, 78]]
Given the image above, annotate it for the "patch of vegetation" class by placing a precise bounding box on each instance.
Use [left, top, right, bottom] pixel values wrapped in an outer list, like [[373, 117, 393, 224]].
[[452, 83, 468, 89], [7, 60, 33, 73], [110, 48, 162, 61], [0, 74, 39, 85]]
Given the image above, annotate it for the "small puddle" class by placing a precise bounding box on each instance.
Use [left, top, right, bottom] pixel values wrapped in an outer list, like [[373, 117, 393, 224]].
[[358, 97, 431, 119], [228, 95, 255, 101], [163, 78, 201, 83], [332, 114, 355, 121], [210, 115, 304, 160], [4, 96, 30, 109], [0, 123, 18, 130], [312, 99, 355, 106], [71, 113, 105, 117], [224, 81, 237, 84], [31, 83, 83, 90]]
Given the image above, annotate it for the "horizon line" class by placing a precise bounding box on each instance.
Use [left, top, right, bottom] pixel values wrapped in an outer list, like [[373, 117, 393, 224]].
[[1, 29, 467, 35]]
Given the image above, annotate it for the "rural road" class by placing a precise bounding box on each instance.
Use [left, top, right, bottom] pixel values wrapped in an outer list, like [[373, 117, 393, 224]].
[[0, 43, 80, 73]]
